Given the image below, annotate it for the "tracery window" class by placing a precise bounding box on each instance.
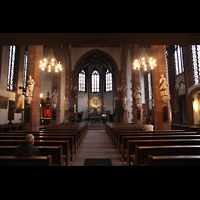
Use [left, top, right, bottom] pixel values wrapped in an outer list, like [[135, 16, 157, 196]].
[[191, 45, 200, 85], [91, 70, 100, 92], [79, 70, 86, 92], [7, 45, 16, 90], [22, 50, 28, 94], [148, 71, 152, 100], [174, 45, 184, 75], [105, 69, 112, 92]]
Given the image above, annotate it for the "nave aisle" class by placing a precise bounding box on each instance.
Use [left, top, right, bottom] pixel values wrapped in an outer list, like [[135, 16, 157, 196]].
[[70, 130, 126, 166]]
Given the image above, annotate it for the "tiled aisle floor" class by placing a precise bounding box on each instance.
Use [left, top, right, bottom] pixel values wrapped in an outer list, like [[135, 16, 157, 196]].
[[70, 130, 126, 166]]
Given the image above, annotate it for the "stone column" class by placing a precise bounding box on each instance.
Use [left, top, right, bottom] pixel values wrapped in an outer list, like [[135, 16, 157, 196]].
[[182, 45, 195, 125], [115, 67, 122, 123], [64, 45, 71, 122], [131, 45, 143, 124], [151, 45, 171, 130], [121, 45, 129, 123], [51, 45, 62, 125], [24, 45, 43, 132]]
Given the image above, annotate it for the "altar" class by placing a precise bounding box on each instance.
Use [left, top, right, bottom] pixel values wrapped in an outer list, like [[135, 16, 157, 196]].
[[91, 117, 101, 124]]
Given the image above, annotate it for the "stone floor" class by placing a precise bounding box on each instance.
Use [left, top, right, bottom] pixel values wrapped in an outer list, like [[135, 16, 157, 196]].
[[70, 130, 126, 166]]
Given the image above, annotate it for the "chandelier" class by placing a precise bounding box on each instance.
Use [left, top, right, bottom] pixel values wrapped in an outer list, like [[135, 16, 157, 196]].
[[39, 51, 62, 73], [133, 49, 156, 71]]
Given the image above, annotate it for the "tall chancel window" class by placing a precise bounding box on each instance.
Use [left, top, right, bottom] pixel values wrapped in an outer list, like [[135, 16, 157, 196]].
[[106, 70, 112, 92], [91, 70, 100, 92], [174, 45, 184, 75], [7, 45, 16, 90], [191, 45, 200, 85], [79, 70, 86, 92], [22, 50, 28, 94]]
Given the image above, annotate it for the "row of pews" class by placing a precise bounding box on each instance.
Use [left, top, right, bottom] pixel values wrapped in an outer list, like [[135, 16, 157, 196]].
[[0, 123, 88, 166], [105, 123, 200, 166]]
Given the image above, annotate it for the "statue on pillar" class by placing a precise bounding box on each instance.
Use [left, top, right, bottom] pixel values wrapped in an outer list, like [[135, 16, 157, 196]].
[[25, 76, 35, 104], [159, 74, 170, 104], [52, 90, 58, 109], [134, 87, 142, 109]]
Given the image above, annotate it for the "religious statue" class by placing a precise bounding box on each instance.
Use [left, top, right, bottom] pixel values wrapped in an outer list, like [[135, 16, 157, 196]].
[[159, 74, 170, 104], [25, 76, 35, 104], [51, 90, 58, 109], [64, 96, 69, 110], [134, 87, 142, 109], [173, 98, 179, 115], [122, 97, 128, 111]]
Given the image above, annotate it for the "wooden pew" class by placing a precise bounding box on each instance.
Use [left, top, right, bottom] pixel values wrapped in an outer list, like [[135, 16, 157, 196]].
[[9, 123, 88, 150], [44, 124, 88, 143], [118, 131, 195, 153], [122, 133, 199, 159], [9, 130, 79, 150], [0, 140, 70, 166], [105, 123, 144, 143], [0, 155, 52, 166], [7, 131, 78, 153], [148, 155, 200, 166], [0, 135, 74, 160], [0, 146, 64, 166], [126, 139, 200, 166], [0, 123, 23, 133], [134, 145, 200, 166]]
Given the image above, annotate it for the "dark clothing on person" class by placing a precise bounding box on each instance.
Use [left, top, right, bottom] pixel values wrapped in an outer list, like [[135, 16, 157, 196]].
[[14, 141, 41, 156]]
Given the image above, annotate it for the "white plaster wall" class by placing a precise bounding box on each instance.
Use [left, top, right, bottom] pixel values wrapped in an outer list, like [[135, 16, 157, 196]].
[[104, 91, 113, 114], [0, 46, 25, 125], [192, 92, 200, 125], [78, 92, 88, 120]]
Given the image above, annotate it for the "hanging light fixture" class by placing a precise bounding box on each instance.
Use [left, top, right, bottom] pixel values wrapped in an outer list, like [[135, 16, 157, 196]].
[[39, 51, 62, 73], [133, 49, 156, 71]]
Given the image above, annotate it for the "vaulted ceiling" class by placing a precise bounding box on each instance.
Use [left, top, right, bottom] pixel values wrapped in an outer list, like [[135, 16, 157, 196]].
[[79, 53, 113, 74]]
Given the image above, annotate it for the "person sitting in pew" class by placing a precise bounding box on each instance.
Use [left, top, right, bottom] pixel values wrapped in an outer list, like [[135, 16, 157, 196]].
[[14, 134, 41, 156]]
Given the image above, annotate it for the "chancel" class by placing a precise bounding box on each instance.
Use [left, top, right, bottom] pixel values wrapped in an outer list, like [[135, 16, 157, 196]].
[[0, 33, 200, 166]]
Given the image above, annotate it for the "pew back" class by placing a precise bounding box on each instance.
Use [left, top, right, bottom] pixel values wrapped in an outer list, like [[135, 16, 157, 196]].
[[148, 155, 200, 166], [0, 155, 52, 166], [135, 145, 200, 166]]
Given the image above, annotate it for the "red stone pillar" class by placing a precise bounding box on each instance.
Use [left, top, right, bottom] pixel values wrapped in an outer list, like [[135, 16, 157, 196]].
[[64, 45, 71, 122], [51, 45, 62, 125], [24, 45, 43, 132], [121, 45, 129, 123], [151, 45, 171, 130], [115, 68, 122, 123], [182, 46, 194, 125], [131, 45, 143, 124]]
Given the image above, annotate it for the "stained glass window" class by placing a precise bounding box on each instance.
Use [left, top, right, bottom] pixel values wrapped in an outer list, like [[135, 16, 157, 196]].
[[106, 70, 112, 92], [7, 45, 16, 90], [22, 50, 28, 94], [148, 71, 152, 100], [91, 70, 100, 92], [79, 70, 85, 92], [174, 45, 184, 75], [191, 45, 200, 84]]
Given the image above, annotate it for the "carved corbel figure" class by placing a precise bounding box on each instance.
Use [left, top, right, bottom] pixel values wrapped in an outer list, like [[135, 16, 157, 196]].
[[25, 76, 35, 104]]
